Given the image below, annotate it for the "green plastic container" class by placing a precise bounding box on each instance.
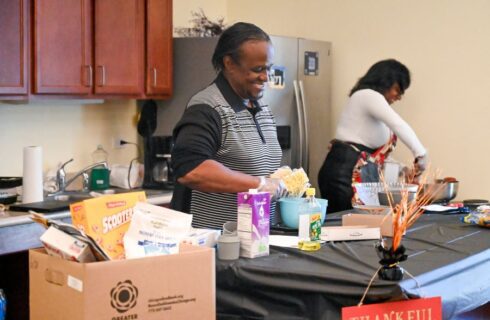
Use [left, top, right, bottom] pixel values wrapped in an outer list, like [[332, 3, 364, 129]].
[[90, 167, 110, 190]]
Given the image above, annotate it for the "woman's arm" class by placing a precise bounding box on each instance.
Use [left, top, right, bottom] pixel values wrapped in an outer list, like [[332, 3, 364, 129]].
[[366, 92, 426, 157]]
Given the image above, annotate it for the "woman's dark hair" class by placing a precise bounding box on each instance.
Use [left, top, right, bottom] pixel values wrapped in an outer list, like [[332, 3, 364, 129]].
[[349, 59, 410, 96], [212, 22, 270, 72]]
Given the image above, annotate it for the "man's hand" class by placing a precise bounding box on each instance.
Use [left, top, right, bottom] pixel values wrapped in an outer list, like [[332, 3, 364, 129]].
[[258, 177, 288, 200]]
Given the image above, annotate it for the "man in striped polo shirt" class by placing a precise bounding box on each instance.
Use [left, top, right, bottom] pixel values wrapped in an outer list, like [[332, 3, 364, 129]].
[[171, 22, 287, 229]]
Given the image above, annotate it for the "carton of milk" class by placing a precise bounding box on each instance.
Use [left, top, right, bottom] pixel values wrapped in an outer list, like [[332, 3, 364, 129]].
[[237, 189, 270, 258]]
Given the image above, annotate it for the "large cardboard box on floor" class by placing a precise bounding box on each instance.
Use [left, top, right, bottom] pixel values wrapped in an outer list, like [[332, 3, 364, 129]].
[[29, 244, 215, 320]]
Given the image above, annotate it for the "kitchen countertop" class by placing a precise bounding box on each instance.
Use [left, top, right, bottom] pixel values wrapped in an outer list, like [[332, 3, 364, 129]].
[[0, 189, 173, 255], [0, 189, 173, 228]]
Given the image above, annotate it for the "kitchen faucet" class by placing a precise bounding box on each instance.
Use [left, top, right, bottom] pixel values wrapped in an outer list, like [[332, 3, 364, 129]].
[[55, 158, 109, 193]]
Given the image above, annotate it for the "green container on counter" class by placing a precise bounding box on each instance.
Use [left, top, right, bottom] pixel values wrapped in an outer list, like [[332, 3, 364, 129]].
[[90, 167, 110, 190]]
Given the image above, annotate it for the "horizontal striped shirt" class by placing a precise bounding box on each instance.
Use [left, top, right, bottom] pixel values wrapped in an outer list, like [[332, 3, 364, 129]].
[[171, 73, 282, 229]]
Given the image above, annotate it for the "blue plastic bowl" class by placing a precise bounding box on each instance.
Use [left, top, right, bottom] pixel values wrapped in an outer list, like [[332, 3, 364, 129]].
[[278, 197, 328, 229]]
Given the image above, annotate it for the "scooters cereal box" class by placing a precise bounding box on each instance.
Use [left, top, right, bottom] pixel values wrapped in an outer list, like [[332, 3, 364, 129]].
[[70, 191, 146, 260]]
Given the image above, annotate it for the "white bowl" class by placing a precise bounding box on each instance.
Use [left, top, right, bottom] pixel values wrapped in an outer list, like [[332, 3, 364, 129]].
[[353, 182, 418, 206]]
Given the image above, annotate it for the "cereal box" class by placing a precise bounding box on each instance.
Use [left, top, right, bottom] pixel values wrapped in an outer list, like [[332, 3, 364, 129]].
[[69, 191, 146, 260]]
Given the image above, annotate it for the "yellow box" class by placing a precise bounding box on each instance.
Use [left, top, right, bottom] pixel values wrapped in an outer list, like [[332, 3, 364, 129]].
[[70, 191, 146, 260]]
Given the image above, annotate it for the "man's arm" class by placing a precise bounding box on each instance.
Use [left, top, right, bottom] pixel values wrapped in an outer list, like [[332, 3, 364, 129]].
[[178, 159, 260, 193]]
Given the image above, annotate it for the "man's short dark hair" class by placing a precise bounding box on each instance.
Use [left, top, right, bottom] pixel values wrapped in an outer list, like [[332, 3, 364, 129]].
[[212, 22, 270, 72]]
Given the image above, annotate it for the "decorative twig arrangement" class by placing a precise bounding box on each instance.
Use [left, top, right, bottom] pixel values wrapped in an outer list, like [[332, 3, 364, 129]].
[[380, 167, 446, 252], [174, 8, 227, 37]]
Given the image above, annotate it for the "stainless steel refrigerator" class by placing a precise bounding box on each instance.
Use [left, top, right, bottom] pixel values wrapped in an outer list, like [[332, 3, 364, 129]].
[[153, 36, 332, 190]]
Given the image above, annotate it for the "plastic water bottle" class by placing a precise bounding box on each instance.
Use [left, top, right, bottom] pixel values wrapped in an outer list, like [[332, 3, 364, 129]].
[[0, 289, 6, 320], [298, 188, 322, 241], [92, 144, 109, 164]]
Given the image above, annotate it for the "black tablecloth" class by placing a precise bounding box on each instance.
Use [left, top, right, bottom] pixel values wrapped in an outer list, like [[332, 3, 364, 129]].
[[216, 212, 490, 320]]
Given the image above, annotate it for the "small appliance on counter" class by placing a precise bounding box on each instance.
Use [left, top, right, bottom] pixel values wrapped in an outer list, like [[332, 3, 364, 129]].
[[0, 177, 22, 205], [137, 100, 174, 190], [142, 135, 174, 190]]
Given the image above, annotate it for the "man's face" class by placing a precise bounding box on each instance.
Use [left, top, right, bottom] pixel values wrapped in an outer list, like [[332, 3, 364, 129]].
[[223, 40, 274, 101]]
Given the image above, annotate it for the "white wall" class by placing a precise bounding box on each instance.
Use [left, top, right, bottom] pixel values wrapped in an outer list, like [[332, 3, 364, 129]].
[[223, 0, 490, 201], [0, 100, 139, 175]]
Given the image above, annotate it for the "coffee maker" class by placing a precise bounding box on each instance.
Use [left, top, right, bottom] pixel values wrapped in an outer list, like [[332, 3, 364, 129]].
[[142, 135, 174, 189]]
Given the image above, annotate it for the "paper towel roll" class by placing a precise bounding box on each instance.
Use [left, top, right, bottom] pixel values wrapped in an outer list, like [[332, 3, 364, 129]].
[[22, 146, 44, 203]]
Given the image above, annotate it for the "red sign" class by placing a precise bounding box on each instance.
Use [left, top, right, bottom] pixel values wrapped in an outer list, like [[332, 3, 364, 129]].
[[342, 297, 442, 320]]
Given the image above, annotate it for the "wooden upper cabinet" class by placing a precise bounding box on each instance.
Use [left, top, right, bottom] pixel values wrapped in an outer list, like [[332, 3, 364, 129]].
[[0, 0, 28, 95], [146, 0, 173, 96], [94, 0, 144, 95], [30, 0, 171, 98], [33, 0, 92, 94]]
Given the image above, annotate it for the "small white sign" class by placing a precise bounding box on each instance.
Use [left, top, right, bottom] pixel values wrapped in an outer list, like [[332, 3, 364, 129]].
[[320, 226, 380, 242], [268, 66, 285, 89], [67, 275, 83, 292]]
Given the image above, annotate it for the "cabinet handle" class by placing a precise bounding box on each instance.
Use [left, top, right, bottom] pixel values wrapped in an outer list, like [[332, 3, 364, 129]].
[[83, 65, 92, 87], [153, 67, 157, 87], [87, 65, 93, 87], [97, 65, 106, 86]]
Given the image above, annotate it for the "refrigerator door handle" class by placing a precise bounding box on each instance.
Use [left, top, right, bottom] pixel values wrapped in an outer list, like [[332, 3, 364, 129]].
[[293, 80, 304, 168], [299, 80, 309, 174]]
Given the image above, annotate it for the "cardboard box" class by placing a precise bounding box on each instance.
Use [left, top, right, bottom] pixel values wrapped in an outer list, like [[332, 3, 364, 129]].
[[70, 191, 147, 260], [320, 226, 381, 242], [342, 213, 395, 237], [40, 226, 96, 263], [29, 244, 215, 320]]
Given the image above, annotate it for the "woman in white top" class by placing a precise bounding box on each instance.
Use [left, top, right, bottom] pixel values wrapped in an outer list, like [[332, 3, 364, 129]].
[[318, 59, 428, 213]]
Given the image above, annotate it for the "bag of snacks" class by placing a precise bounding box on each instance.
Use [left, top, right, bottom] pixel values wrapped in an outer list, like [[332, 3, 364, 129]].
[[271, 166, 310, 198]]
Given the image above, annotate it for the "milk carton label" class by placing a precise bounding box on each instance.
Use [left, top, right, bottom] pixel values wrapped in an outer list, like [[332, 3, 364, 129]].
[[237, 191, 270, 258]]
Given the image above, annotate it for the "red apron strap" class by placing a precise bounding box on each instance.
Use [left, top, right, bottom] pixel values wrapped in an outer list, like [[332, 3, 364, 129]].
[[351, 133, 398, 205]]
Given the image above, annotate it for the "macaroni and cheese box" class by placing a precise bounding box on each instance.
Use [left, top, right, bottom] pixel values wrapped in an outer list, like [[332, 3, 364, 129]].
[[69, 191, 146, 260], [40, 226, 96, 263], [182, 228, 221, 248]]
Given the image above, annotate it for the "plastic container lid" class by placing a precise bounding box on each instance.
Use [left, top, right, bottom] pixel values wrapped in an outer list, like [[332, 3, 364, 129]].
[[306, 188, 316, 197]]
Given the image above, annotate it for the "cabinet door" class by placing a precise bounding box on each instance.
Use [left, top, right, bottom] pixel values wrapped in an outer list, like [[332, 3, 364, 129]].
[[94, 0, 144, 95], [33, 0, 92, 94], [0, 0, 28, 95], [146, 0, 173, 96]]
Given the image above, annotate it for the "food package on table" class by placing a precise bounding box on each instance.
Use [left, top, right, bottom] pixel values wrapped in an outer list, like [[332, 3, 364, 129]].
[[461, 205, 490, 228], [271, 166, 310, 198]]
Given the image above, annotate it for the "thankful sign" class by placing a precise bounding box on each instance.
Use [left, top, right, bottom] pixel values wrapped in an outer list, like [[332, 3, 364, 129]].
[[342, 297, 442, 320]]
